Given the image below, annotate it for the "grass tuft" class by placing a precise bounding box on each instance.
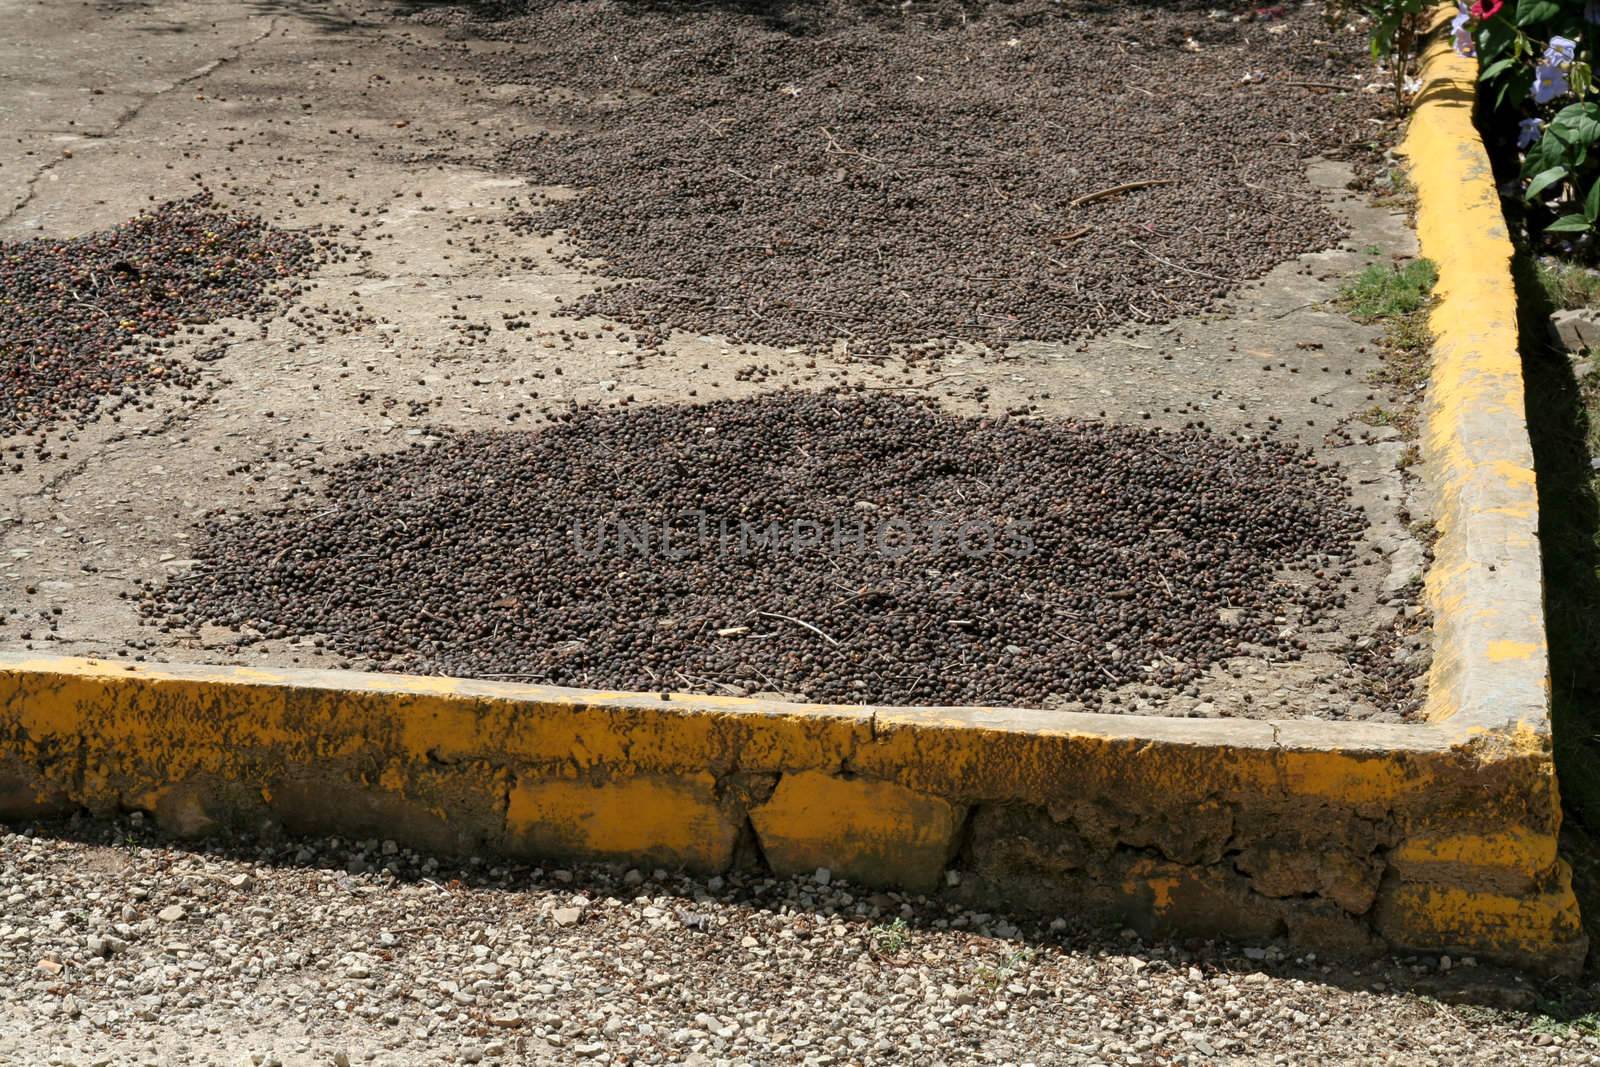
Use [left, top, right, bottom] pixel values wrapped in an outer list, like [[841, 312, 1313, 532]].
[[1337, 259, 1438, 323], [1534, 258, 1600, 311], [1338, 259, 1438, 438]]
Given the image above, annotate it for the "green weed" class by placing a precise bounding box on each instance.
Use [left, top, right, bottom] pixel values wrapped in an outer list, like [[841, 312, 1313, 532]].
[[1341, 259, 1438, 439], [1530, 990, 1600, 1038], [873, 917, 910, 955], [974, 947, 1035, 990], [1371, 165, 1417, 211], [1337, 259, 1439, 323], [1359, 404, 1400, 428], [1535, 258, 1600, 312]]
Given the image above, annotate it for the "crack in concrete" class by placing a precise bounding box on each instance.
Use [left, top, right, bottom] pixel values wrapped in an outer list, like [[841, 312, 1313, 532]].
[[1, 16, 279, 229]]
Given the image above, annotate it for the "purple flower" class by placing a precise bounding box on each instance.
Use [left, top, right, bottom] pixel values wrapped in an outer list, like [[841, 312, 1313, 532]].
[[1452, 4, 1475, 57], [1534, 62, 1571, 104], [1545, 36, 1578, 66], [1518, 116, 1545, 150]]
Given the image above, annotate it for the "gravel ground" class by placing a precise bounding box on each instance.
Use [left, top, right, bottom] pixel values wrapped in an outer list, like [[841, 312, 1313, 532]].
[[1, 819, 1595, 1067], [142, 389, 1370, 710]]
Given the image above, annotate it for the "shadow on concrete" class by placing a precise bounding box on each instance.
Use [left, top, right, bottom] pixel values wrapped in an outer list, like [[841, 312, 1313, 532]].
[[1515, 251, 1600, 1003]]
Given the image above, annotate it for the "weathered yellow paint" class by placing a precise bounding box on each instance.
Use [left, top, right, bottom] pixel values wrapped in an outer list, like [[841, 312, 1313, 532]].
[[1392, 827, 1557, 883], [1487, 640, 1539, 663], [1489, 460, 1537, 486], [0, 653, 1529, 815], [1401, 10, 1551, 735], [1276, 749, 1415, 807], [1140, 869, 1180, 913], [748, 771, 962, 891], [506, 772, 740, 871], [1377, 863, 1585, 967]]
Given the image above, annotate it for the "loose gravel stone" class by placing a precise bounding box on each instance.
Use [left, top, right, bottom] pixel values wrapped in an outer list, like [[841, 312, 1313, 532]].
[[0, 195, 318, 436], [147, 389, 1366, 709], [419, 0, 1390, 351], [0, 820, 1591, 1067]]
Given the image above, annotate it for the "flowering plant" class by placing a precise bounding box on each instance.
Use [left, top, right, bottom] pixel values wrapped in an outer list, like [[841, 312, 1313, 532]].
[[1453, 1, 1600, 239], [1337, 0, 1439, 106]]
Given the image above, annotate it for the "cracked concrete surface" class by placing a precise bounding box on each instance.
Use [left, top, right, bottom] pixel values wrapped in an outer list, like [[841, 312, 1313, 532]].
[[0, 0, 1433, 722], [0, 0, 278, 226]]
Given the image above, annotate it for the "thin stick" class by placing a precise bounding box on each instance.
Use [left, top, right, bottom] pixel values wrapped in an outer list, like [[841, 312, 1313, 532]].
[[1124, 241, 1238, 285], [780, 303, 856, 319], [1268, 300, 1321, 320], [1281, 80, 1352, 92], [676, 669, 747, 696], [863, 373, 967, 392], [755, 610, 839, 647], [1049, 226, 1093, 244], [818, 127, 886, 166], [1070, 179, 1177, 209]]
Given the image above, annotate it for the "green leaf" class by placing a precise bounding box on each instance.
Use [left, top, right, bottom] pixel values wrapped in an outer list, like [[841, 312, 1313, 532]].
[[1585, 179, 1600, 222], [1523, 134, 1568, 177], [1478, 16, 1521, 60], [1526, 165, 1571, 201], [1572, 61, 1594, 100], [1545, 213, 1594, 233], [1480, 57, 1518, 82], [1517, 0, 1562, 25], [1550, 103, 1600, 148]]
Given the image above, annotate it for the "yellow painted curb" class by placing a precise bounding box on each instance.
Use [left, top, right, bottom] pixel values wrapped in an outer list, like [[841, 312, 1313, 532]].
[[0, 648, 1585, 972], [1402, 8, 1550, 737], [0, 5, 1584, 976]]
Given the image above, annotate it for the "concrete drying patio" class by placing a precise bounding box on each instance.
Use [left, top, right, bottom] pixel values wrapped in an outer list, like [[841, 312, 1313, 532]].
[[0, 0, 1582, 974]]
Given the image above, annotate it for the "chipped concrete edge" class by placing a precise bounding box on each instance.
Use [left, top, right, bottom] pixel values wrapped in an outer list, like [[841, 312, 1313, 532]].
[[0, 8, 1584, 975]]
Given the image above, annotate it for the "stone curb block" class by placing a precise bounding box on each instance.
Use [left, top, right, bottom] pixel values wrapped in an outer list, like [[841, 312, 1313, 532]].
[[0, 645, 1584, 974]]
